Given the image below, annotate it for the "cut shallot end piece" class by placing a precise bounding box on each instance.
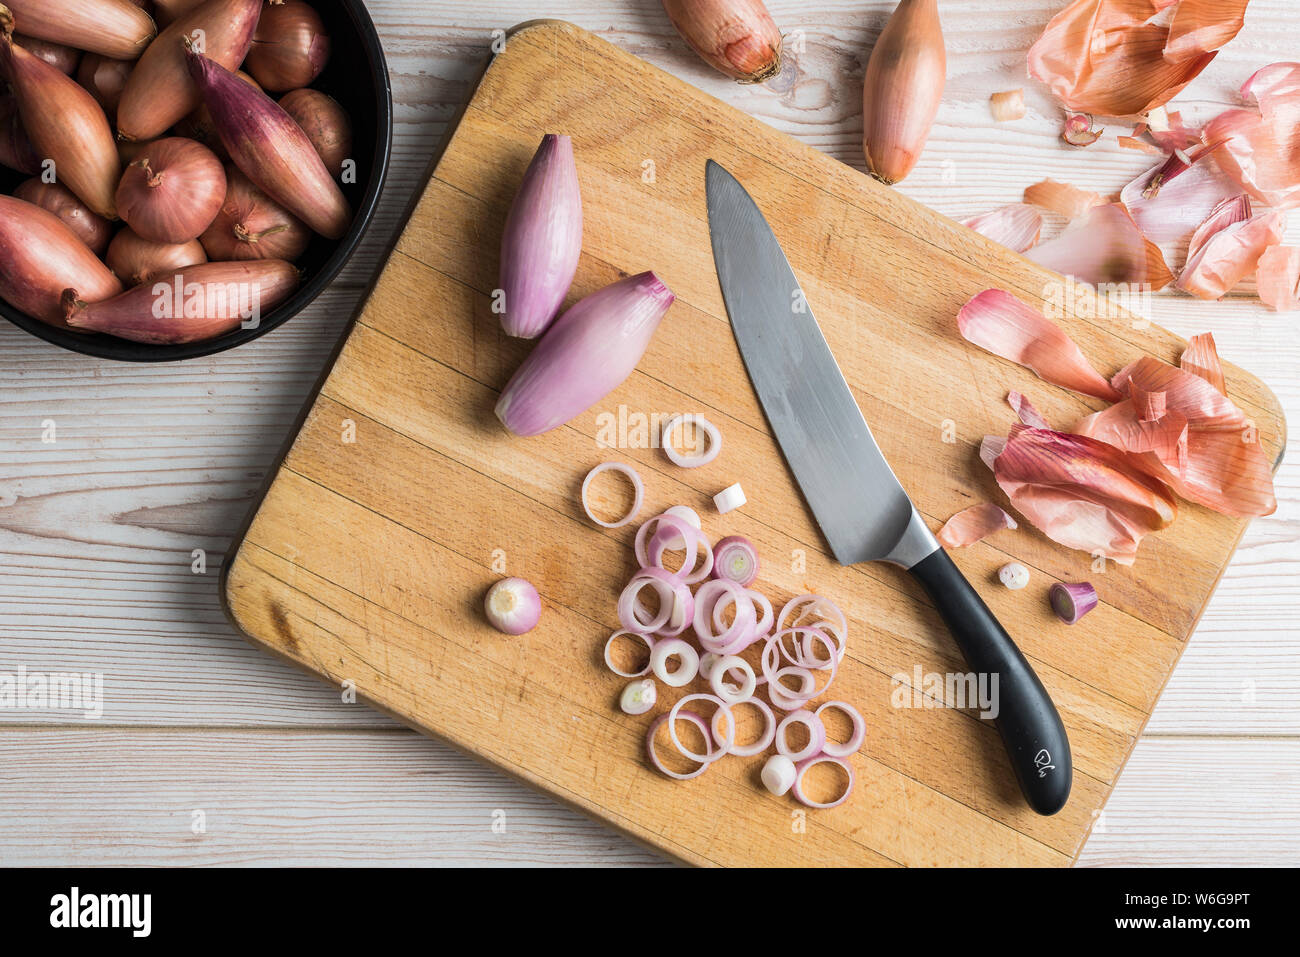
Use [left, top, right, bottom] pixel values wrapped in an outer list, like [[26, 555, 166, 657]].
[[1180, 332, 1226, 394], [961, 204, 1043, 253], [1256, 246, 1300, 312], [937, 503, 1018, 548], [1027, 0, 1247, 117], [1007, 390, 1050, 429], [1061, 111, 1102, 147], [1049, 582, 1098, 625], [957, 289, 1121, 402], [1178, 208, 1286, 300], [1023, 178, 1105, 220], [1026, 203, 1171, 291], [991, 426, 1179, 566], [990, 89, 1025, 122]]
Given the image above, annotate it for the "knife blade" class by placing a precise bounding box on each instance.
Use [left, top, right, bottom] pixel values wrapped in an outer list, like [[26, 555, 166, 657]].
[[705, 160, 1072, 816]]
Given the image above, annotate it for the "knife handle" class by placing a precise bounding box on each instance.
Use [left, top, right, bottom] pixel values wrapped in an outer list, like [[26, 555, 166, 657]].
[[907, 547, 1072, 816]]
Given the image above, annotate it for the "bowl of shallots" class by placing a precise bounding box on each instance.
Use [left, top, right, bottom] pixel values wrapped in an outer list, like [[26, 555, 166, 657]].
[[0, 0, 391, 361]]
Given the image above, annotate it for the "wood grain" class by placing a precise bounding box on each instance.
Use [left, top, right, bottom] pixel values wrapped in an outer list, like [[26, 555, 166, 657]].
[[2, 0, 1298, 867], [221, 20, 1283, 867]]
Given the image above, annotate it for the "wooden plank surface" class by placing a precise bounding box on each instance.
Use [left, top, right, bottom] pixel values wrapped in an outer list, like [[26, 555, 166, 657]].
[[1, 0, 1297, 867], [219, 20, 1282, 867]]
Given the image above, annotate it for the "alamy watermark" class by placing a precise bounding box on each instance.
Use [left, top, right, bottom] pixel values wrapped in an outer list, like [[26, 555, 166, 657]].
[[0, 666, 103, 719], [891, 665, 999, 720]]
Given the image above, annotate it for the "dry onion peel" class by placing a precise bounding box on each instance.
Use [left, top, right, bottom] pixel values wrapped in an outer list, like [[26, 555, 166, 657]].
[[1256, 245, 1300, 312], [1178, 205, 1285, 300], [1007, 390, 1051, 429], [1179, 332, 1226, 393], [957, 289, 1121, 401], [1120, 148, 1241, 246], [988, 425, 1178, 565], [1205, 61, 1300, 210], [936, 503, 1018, 548], [989, 89, 1025, 122], [1023, 179, 1105, 220], [961, 203, 1042, 253], [1026, 203, 1173, 290]]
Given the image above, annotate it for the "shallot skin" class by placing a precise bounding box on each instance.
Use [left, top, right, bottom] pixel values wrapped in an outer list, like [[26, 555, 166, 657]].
[[499, 133, 583, 339], [661, 0, 782, 83], [861, 0, 946, 185], [0, 194, 121, 327]]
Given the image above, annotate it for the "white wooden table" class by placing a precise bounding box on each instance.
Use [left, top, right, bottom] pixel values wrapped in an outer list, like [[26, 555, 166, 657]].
[[1, 0, 1297, 867]]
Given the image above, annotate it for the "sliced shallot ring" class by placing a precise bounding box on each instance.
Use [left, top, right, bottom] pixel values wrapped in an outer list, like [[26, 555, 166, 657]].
[[646, 710, 712, 780], [792, 755, 855, 809], [581, 461, 644, 528], [708, 655, 757, 704], [661, 413, 722, 468], [650, 637, 699, 688], [617, 569, 676, 634], [636, 513, 714, 584], [815, 700, 866, 758], [776, 709, 827, 762], [669, 693, 735, 763], [778, 594, 848, 664], [722, 697, 777, 757], [693, 578, 757, 654], [603, 629, 655, 678]]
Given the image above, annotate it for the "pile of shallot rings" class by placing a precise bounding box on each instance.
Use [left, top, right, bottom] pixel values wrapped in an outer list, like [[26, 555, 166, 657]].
[[606, 506, 864, 809]]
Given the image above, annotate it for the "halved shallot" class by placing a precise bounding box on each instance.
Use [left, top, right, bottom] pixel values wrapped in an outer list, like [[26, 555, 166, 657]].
[[957, 289, 1120, 401], [0, 12, 121, 218], [660, 0, 782, 83], [496, 272, 674, 436], [116, 0, 262, 142], [0, 193, 121, 326], [2, 0, 155, 60], [498, 134, 582, 339], [936, 503, 1017, 548], [63, 258, 299, 344], [186, 47, 353, 240]]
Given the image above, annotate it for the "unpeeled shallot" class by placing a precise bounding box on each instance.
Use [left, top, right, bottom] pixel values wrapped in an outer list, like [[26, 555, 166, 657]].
[[200, 167, 311, 262], [116, 137, 227, 244], [278, 88, 352, 179], [0, 194, 121, 327], [244, 0, 331, 93], [0, 12, 121, 218], [660, 0, 782, 83], [63, 259, 299, 344], [2, 0, 155, 61], [187, 47, 353, 239], [106, 228, 207, 285], [13, 178, 111, 254], [861, 0, 945, 185]]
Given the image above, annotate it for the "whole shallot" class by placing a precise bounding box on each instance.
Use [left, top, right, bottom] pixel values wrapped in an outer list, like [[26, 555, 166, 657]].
[[13, 178, 112, 254], [115, 137, 227, 244], [199, 167, 310, 262], [278, 87, 351, 179], [861, 0, 946, 185], [106, 228, 208, 285], [2, 0, 156, 60], [660, 0, 782, 82], [244, 0, 331, 92]]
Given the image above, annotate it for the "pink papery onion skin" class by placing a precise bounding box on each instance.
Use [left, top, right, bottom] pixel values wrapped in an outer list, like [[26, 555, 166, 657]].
[[1180, 332, 1226, 394], [1256, 245, 1300, 312], [499, 134, 583, 339], [186, 47, 352, 240], [495, 271, 675, 436], [1205, 61, 1300, 211], [63, 259, 299, 344], [936, 503, 1017, 548], [0, 194, 121, 328], [1007, 390, 1050, 429], [957, 289, 1120, 402], [961, 203, 1042, 253], [1178, 209, 1285, 300], [991, 425, 1178, 565]]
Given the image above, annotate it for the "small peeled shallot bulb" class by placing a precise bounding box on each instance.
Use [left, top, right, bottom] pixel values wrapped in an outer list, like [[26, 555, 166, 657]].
[[998, 562, 1030, 590], [761, 754, 797, 796], [484, 577, 541, 635], [619, 678, 657, 716]]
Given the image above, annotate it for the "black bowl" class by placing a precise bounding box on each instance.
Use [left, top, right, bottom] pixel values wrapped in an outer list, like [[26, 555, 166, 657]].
[[0, 0, 392, 362]]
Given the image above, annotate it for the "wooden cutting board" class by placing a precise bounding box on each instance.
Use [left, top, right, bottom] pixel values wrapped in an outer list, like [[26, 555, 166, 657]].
[[221, 20, 1285, 867]]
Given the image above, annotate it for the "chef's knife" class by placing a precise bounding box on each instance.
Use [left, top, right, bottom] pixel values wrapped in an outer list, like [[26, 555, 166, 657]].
[[705, 160, 1071, 816]]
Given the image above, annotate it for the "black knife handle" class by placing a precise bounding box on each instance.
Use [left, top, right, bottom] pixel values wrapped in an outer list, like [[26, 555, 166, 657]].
[[908, 547, 1072, 816]]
